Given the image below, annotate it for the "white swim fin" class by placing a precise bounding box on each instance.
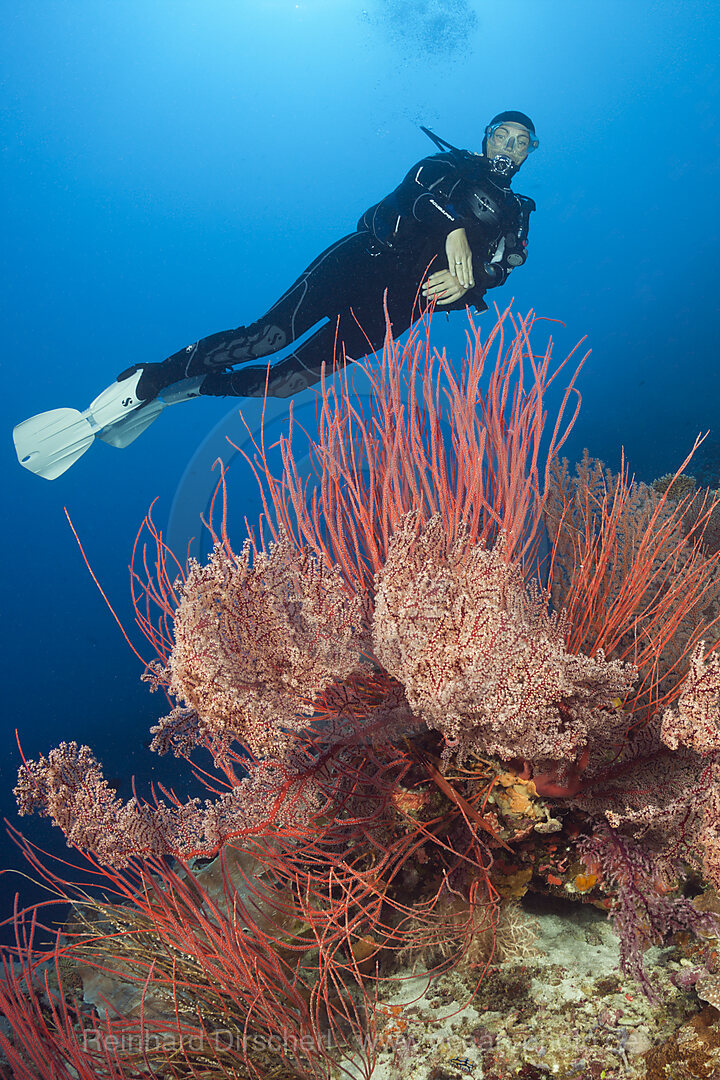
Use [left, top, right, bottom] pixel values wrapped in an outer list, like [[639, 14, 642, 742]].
[[12, 408, 97, 481], [96, 377, 203, 448], [13, 372, 204, 479]]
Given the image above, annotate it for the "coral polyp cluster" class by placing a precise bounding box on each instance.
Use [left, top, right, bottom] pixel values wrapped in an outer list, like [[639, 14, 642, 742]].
[[6, 306, 720, 1078]]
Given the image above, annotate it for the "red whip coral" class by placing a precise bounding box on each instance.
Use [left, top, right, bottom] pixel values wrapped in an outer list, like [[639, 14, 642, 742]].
[[544, 450, 720, 716], [239, 303, 584, 596]]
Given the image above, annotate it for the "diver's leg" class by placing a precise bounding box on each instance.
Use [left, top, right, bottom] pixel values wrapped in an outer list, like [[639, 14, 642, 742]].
[[198, 321, 344, 398], [127, 232, 371, 401], [199, 277, 420, 399]]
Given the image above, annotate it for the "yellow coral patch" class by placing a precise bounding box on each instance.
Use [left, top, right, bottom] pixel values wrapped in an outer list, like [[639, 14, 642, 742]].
[[573, 873, 597, 893], [507, 788, 535, 816]]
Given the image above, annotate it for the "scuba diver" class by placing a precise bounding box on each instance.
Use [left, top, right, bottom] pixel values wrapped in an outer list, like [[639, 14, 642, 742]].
[[13, 111, 539, 479]]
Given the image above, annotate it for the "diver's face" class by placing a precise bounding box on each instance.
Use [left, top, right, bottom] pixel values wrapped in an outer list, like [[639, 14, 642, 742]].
[[486, 122, 531, 167]]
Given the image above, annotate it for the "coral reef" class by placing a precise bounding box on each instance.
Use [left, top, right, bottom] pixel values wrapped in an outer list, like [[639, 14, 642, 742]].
[[6, 306, 720, 1078]]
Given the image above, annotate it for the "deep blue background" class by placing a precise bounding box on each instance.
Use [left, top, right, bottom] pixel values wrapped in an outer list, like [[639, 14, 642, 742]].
[[2, 0, 719, 923]]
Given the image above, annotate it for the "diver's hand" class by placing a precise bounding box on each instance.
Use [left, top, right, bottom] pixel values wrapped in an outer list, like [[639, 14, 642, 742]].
[[422, 269, 470, 305], [445, 228, 474, 288]]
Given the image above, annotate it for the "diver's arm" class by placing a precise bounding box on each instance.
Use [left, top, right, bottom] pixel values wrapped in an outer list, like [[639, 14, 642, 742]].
[[440, 190, 537, 298], [359, 154, 475, 251], [422, 269, 470, 305], [422, 272, 488, 314], [422, 239, 501, 307], [449, 254, 521, 310], [423, 260, 509, 311], [423, 190, 535, 312], [445, 228, 474, 289], [423, 253, 506, 306], [401, 155, 475, 237]]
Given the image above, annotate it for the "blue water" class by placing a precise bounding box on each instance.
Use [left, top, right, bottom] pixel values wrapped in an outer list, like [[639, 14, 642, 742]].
[[2, 0, 719, 928]]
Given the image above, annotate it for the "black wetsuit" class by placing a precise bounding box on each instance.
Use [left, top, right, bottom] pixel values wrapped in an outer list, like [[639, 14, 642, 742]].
[[133, 149, 535, 402]]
